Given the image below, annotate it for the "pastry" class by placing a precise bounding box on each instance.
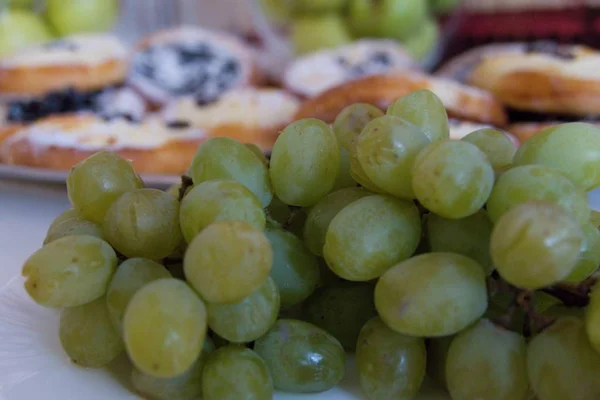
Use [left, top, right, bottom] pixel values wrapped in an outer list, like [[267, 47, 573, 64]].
[[283, 39, 417, 98], [162, 88, 300, 151], [128, 26, 259, 106], [0, 34, 147, 124], [294, 73, 508, 126], [440, 42, 600, 117], [0, 114, 207, 175]]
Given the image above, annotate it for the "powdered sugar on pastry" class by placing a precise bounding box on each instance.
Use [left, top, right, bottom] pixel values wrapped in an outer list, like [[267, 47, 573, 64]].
[[1, 34, 128, 68], [96, 87, 148, 121], [162, 88, 300, 130]]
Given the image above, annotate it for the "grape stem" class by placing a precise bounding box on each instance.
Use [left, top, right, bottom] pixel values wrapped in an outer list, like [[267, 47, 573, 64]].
[[541, 279, 595, 308], [178, 175, 194, 202], [516, 291, 555, 336]]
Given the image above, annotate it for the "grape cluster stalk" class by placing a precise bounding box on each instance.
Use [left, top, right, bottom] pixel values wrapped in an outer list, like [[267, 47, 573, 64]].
[[20, 88, 600, 400]]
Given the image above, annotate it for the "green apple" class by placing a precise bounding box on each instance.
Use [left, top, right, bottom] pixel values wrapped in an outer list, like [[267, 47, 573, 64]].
[[8, 0, 35, 9], [292, 0, 348, 14], [403, 17, 439, 60], [45, 0, 119, 36], [0, 9, 53, 56], [348, 0, 429, 41], [429, 0, 461, 14], [259, 0, 292, 24], [292, 14, 351, 55]]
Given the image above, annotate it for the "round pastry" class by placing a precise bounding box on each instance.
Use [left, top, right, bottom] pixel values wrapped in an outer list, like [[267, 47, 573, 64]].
[[0, 114, 207, 175], [283, 39, 418, 98], [162, 88, 300, 151], [294, 73, 508, 126], [128, 26, 259, 106], [441, 42, 600, 116]]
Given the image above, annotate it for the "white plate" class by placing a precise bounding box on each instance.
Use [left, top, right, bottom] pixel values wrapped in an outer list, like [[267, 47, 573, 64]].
[[0, 164, 180, 189], [0, 277, 451, 400]]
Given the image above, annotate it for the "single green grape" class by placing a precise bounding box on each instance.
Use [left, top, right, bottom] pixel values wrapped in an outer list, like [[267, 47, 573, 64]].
[[179, 179, 266, 243], [446, 319, 529, 400], [528, 317, 600, 400], [585, 283, 600, 354], [67, 151, 144, 223], [43, 208, 104, 245], [184, 221, 272, 304], [486, 164, 590, 225], [412, 140, 494, 219], [269, 119, 340, 207], [514, 122, 600, 191], [254, 319, 345, 393], [333, 103, 384, 150], [349, 141, 384, 192], [303, 282, 376, 351], [356, 115, 431, 199], [202, 345, 273, 400], [323, 195, 421, 281], [22, 235, 117, 308], [59, 296, 124, 368], [563, 222, 600, 283], [131, 337, 215, 400], [303, 187, 370, 256], [490, 201, 583, 290], [265, 226, 320, 308], [103, 189, 182, 260], [356, 317, 426, 400], [190, 137, 273, 207], [426, 335, 454, 388], [207, 277, 280, 343], [375, 252, 487, 337], [245, 143, 268, 166], [124, 278, 207, 378], [105, 258, 171, 334], [167, 183, 182, 198], [333, 147, 357, 190], [461, 128, 516, 175], [426, 210, 494, 275], [387, 89, 450, 142]]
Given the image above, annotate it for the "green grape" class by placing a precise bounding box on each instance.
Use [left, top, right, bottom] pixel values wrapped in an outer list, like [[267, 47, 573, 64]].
[[167, 183, 182, 198], [103, 189, 183, 260], [356, 317, 426, 400], [563, 222, 600, 283], [202, 345, 273, 400], [490, 201, 583, 290], [591, 210, 600, 228], [124, 278, 207, 378], [375, 252, 487, 337], [179, 180, 266, 243], [190, 137, 273, 207], [514, 122, 600, 191], [265, 226, 320, 308], [269, 119, 340, 207], [356, 115, 431, 199], [254, 319, 345, 393], [412, 140, 494, 219], [446, 319, 529, 400], [387, 89, 450, 142], [22, 235, 117, 308], [207, 277, 280, 343], [323, 195, 421, 281], [184, 221, 272, 303], [245, 143, 268, 166], [486, 165, 590, 225], [349, 142, 384, 192], [585, 283, 600, 353], [67, 151, 144, 224], [59, 296, 124, 368], [303, 187, 370, 256], [43, 208, 104, 245], [333, 103, 384, 150], [461, 128, 516, 174], [332, 147, 357, 190], [528, 317, 600, 400], [105, 258, 171, 334], [303, 282, 376, 351], [426, 210, 494, 275], [131, 337, 215, 400], [426, 335, 454, 388]]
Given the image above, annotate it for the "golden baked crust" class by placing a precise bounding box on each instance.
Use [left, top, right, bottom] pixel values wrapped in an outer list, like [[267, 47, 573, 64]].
[[294, 73, 508, 126]]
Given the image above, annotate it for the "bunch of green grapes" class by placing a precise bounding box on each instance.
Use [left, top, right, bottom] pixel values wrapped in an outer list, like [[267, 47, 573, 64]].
[[21, 88, 600, 400], [261, 0, 455, 59]]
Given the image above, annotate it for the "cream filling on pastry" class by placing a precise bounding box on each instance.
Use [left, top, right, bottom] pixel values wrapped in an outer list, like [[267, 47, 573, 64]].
[[1, 34, 128, 68], [162, 88, 300, 129], [9, 115, 206, 151], [428, 76, 495, 107]]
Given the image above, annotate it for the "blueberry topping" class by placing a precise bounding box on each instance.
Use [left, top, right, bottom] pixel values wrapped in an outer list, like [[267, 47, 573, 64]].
[[372, 51, 391, 65], [525, 41, 575, 60], [166, 120, 191, 129]]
